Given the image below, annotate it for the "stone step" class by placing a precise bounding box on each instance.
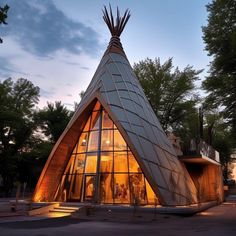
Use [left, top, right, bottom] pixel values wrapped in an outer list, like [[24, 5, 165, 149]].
[[50, 208, 77, 213], [55, 206, 79, 211], [60, 202, 83, 208], [46, 212, 71, 218]]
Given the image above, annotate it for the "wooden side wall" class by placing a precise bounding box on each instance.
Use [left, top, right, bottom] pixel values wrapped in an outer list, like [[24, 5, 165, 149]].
[[184, 163, 224, 203]]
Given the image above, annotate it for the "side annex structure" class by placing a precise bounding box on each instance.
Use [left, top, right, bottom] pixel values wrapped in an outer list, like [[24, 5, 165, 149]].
[[33, 6, 223, 207]]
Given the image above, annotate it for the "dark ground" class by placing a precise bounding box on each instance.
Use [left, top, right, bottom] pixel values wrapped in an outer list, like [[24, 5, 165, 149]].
[[0, 198, 236, 236]]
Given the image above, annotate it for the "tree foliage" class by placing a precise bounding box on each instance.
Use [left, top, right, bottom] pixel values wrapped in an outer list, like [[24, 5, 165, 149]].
[[133, 58, 202, 139], [0, 4, 9, 43], [0, 78, 39, 195], [202, 0, 236, 142], [35, 101, 73, 143]]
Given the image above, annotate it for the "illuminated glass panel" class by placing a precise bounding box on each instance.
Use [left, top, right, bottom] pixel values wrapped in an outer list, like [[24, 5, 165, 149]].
[[87, 131, 99, 152], [100, 173, 113, 203], [83, 117, 91, 132], [56, 174, 72, 201], [114, 152, 128, 172], [84, 175, 95, 201], [101, 130, 113, 151], [93, 101, 101, 111], [91, 111, 100, 130], [73, 154, 86, 174], [114, 130, 127, 150], [85, 153, 97, 173], [145, 179, 158, 205], [70, 174, 83, 200], [130, 173, 147, 205], [102, 110, 113, 129], [76, 133, 88, 153], [100, 152, 113, 173], [114, 174, 130, 203], [128, 152, 140, 173], [64, 155, 75, 175]]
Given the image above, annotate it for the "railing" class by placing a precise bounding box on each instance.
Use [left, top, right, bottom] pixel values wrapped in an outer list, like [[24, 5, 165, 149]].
[[182, 138, 220, 163]]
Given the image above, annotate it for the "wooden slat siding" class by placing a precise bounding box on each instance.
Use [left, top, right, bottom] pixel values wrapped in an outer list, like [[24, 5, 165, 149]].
[[183, 163, 224, 203]]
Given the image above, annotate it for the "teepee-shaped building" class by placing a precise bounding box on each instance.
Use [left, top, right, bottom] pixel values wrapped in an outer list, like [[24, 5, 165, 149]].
[[33, 7, 200, 206]]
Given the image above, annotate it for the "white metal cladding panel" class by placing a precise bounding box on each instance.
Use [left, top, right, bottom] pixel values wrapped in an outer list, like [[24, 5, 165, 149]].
[[129, 91, 139, 103], [120, 121, 132, 132], [166, 153, 182, 170], [138, 136, 157, 160], [123, 63, 138, 82], [180, 169, 198, 199], [151, 126, 162, 147], [160, 167, 181, 194], [100, 72, 116, 91], [142, 153, 160, 166], [141, 120, 159, 145], [137, 96, 153, 123], [151, 112, 163, 130], [148, 162, 168, 190], [115, 81, 127, 90], [106, 91, 122, 107], [112, 74, 123, 83], [125, 82, 136, 93], [125, 110, 142, 127], [120, 97, 137, 114], [134, 103, 146, 118], [131, 83, 145, 97], [175, 174, 189, 196], [130, 124, 146, 138], [126, 131, 145, 157], [115, 63, 130, 82], [108, 105, 127, 122], [118, 90, 131, 100], [154, 145, 172, 170], [110, 53, 129, 65], [98, 54, 111, 69], [106, 62, 121, 75], [178, 195, 190, 205], [158, 188, 180, 205], [167, 158, 179, 170]]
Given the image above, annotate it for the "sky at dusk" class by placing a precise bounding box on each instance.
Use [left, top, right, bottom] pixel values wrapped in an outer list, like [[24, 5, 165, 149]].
[[0, 0, 211, 109]]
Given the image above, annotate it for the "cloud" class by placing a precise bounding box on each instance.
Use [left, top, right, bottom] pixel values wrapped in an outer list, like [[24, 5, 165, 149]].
[[80, 66, 90, 70], [0, 56, 27, 78], [0, 57, 16, 77], [40, 88, 55, 98], [2, 0, 101, 57]]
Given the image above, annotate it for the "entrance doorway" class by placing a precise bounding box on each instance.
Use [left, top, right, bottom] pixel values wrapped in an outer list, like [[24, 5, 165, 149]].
[[84, 175, 96, 201]]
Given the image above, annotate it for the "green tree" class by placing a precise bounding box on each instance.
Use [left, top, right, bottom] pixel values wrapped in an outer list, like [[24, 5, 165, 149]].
[[17, 139, 53, 191], [133, 58, 202, 139], [0, 78, 40, 196], [0, 4, 9, 43], [35, 101, 73, 143], [200, 107, 234, 179], [202, 0, 236, 142]]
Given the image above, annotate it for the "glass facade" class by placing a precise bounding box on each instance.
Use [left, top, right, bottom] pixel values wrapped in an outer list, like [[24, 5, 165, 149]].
[[55, 101, 158, 205]]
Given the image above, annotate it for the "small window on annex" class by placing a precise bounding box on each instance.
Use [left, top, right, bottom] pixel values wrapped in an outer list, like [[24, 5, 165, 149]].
[[55, 100, 158, 205]]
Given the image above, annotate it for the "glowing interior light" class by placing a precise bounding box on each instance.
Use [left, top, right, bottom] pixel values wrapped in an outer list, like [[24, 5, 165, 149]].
[[81, 139, 87, 146], [106, 140, 110, 144]]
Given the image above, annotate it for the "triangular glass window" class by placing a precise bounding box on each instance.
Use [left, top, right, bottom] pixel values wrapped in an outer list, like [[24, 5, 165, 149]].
[[55, 101, 158, 205]]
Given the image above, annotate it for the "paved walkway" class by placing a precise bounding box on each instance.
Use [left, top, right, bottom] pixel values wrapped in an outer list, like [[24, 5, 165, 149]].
[[0, 198, 236, 235]]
